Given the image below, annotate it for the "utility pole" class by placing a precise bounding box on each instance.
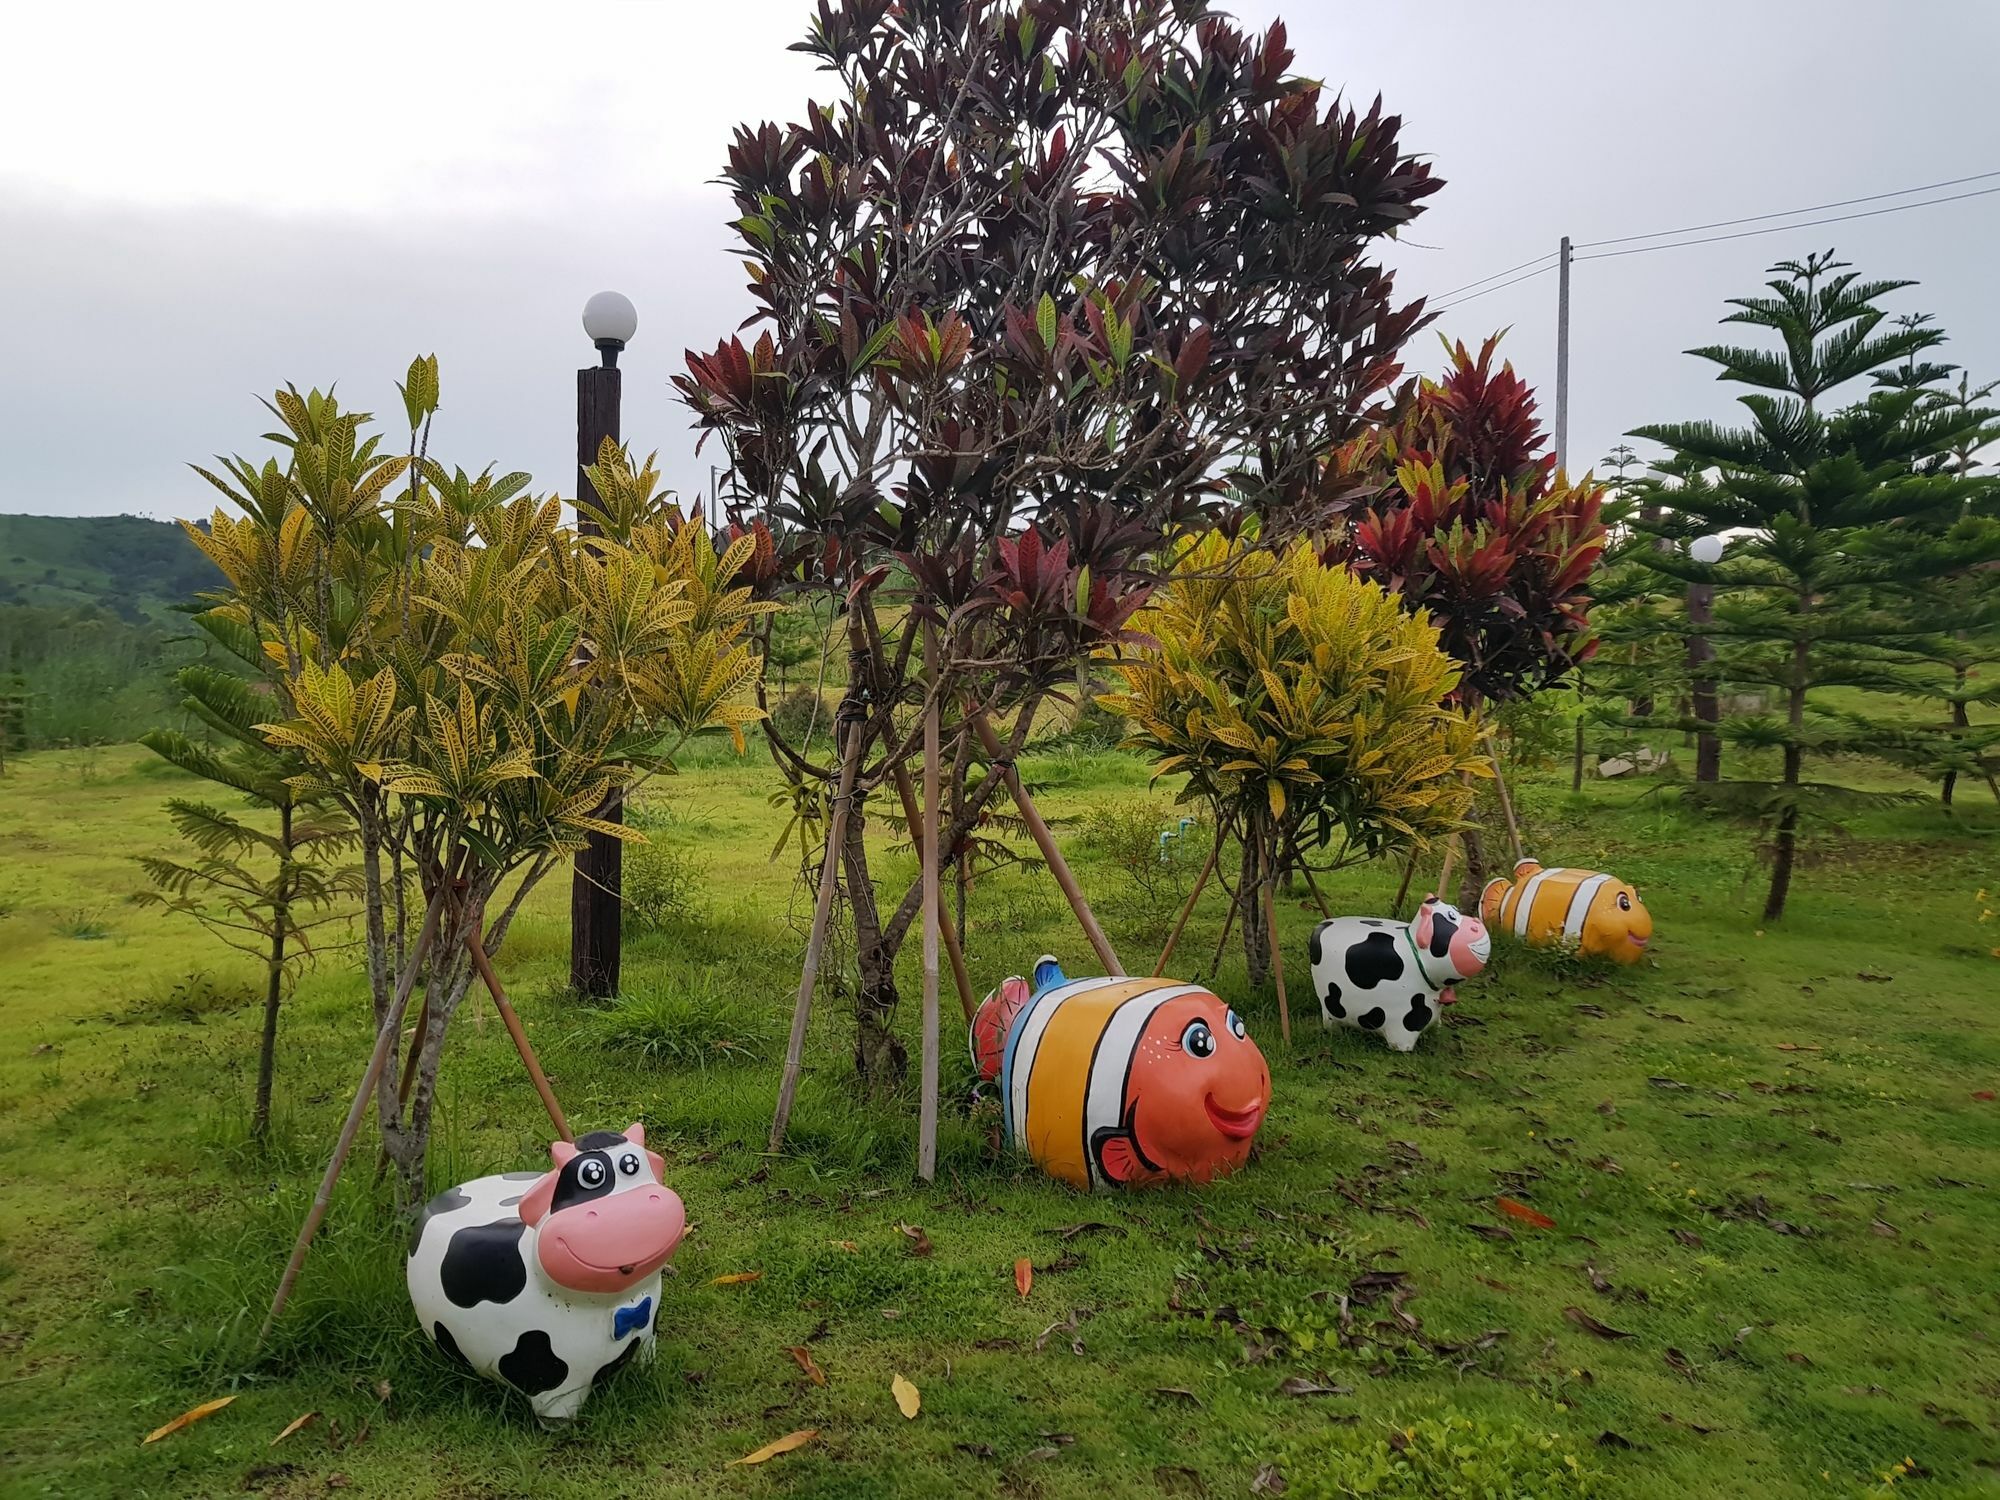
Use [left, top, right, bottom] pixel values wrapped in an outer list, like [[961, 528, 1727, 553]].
[[570, 291, 636, 999], [1554, 235, 1572, 471]]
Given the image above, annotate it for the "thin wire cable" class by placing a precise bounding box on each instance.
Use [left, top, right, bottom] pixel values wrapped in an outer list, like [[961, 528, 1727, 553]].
[[1430, 250, 1559, 303], [1429, 261, 1559, 315], [1574, 167, 2000, 249], [1425, 182, 2000, 312], [1575, 183, 2000, 261]]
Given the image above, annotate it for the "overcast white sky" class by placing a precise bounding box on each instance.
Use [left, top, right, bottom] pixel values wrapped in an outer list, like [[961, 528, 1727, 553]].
[[3, 1, 1996, 521]]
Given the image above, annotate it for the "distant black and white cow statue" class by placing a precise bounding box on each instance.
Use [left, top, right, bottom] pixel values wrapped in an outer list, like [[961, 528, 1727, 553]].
[[407, 1124, 687, 1423], [1307, 896, 1492, 1052]]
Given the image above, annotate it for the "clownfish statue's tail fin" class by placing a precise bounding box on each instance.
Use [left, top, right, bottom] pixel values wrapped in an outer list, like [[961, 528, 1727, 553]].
[[1481, 858, 1542, 929], [1032, 954, 1066, 992], [969, 974, 1034, 1082]]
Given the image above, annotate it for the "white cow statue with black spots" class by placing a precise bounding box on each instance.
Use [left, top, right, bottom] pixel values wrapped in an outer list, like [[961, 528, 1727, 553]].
[[1307, 895, 1492, 1052], [407, 1124, 686, 1423]]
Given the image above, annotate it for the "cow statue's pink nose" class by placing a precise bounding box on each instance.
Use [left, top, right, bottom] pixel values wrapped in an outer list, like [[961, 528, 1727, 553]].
[[537, 1187, 686, 1294]]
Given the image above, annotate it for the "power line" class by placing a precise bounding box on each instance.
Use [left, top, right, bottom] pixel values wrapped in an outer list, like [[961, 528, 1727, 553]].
[[1426, 179, 2000, 310], [1573, 183, 2000, 261], [1430, 250, 1559, 303], [1429, 261, 1559, 316], [1573, 168, 2000, 249]]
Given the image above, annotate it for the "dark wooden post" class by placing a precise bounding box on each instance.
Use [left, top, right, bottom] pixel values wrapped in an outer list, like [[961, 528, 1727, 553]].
[[1687, 579, 1721, 783], [569, 358, 623, 997]]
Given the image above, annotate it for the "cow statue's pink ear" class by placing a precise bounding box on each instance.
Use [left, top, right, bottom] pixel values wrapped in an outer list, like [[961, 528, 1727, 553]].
[[517, 1168, 558, 1227], [1412, 896, 1437, 946], [623, 1122, 646, 1147], [551, 1140, 578, 1167]]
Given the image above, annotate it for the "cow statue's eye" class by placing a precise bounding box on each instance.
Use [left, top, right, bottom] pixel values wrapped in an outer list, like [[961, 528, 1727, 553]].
[[1617, 892, 1632, 911], [1182, 1021, 1216, 1058], [1225, 1009, 1247, 1041], [577, 1157, 607, 1189], [618, 1152, 641, 1176]]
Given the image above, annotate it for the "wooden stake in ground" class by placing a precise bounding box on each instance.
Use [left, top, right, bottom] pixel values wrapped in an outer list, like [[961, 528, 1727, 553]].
[[1260, 834, 1292, 1045], [1482, 728, 1527, 866], [968, 712, 1123, 976], [465, 923, 572, 1143], [1154, 824, 1222, 977], [917, 627, 941, 1183], [890, 761, 975, 1022], [259, 888, 446, 1347], [769, 712, 866, 1153]]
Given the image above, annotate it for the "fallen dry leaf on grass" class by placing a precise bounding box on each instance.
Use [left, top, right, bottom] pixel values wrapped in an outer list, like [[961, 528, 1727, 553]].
[[1775, 1042, 1821, 1052], [711, 1271, 763, 1286], [892, 1372, 921, 1419], [1564, 1306, 1633, 1340], [1670, 1228, 1704, 1249], [728, 1429, 818, 1466], [144, 1396, 235, 1444], [1496, 1196, 1556, 1230], [1276, 1377, 1353, 1397], [829, 1239, 858, 1252], [786, 1346, 826, 1386], [269, 1411, 318, 1447], [897, 1223, 934, 1257], [1014, 1258, 1033, 1299]]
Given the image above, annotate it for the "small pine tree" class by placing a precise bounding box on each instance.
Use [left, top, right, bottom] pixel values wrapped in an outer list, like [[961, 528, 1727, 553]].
[[1628, 251, 2000, 919], [139, 662, 359, 1144]]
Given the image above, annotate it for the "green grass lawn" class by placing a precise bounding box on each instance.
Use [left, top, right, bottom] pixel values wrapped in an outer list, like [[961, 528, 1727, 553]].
[[3, 741, 1998, 1498]]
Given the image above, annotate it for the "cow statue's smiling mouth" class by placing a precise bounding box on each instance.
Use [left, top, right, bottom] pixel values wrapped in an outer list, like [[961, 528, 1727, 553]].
[[1204, 1094, 1264, 1140]]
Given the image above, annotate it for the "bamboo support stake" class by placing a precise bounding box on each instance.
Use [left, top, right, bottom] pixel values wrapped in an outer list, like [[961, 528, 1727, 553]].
[[465, 924, 572, 1143], [259, 888, 445, 1347], [1482, 729, 1527, 866], [890, 760, 975, 1021], [769, 713, 866, 1152], [917, 627, 941, 1182], [1154, 825, 1222, 976], [968, 711, 1123, 976]]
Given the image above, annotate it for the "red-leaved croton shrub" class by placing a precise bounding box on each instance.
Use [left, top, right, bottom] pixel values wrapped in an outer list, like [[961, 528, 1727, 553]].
[[1325, 334, 1608, 703], [674, 0, 1442, 1086]]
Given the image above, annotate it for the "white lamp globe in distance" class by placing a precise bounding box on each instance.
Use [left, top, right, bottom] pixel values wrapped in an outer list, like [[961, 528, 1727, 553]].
[[582, 291, 638, 348], [1690, 534, 1725, 565]]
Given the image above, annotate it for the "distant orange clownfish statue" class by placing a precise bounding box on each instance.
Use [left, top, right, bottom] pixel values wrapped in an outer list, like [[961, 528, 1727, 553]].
[[969, 957, 1271, 1191], [1480, 858, 1654, 964]]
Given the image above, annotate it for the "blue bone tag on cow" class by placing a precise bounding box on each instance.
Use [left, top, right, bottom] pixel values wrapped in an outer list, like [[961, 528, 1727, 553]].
[[613, 1296, 652, 1341]]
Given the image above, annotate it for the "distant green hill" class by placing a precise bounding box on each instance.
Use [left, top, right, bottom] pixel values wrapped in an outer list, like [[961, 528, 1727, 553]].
[[0, 513, 218, 625]]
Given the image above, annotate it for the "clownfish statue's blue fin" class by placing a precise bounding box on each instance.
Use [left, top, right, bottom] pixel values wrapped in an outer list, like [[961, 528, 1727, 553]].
[[1031, 954, 1066, 994]]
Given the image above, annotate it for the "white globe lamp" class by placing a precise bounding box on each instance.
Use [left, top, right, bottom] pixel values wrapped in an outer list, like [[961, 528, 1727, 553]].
[[582, 291, 638, 367], [1689, 534, 1724, 565]]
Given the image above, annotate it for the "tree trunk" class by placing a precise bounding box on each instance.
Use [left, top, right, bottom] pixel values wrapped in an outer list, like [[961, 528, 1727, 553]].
[[842, 784, 908, 1093], [382, 885, 486, 1207], [1943, 678, 1968, 806], [1456, 819, 1488, 912], [1239, 827, 1268, 989], [1765, 646, 1809, 922], [1764, 745, 1802, 922], [253, 805, 293, 1147]]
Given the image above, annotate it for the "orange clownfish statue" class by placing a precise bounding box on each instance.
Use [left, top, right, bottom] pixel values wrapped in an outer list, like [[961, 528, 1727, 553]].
[[1480, 858, 1653, 964], [970, 957, 1271, 1191]]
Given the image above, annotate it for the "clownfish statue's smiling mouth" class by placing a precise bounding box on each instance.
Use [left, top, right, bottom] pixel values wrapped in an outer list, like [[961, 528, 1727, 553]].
[[1203, 1093, 1266, 1139]]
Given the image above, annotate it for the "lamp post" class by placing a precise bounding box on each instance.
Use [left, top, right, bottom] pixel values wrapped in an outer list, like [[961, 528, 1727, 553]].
[[1687, 533, 1723, 783], [570, 291, 636, 998]]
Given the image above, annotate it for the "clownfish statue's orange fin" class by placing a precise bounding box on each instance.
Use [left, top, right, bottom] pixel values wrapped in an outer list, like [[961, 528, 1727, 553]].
[[1094, 1131, 1142, 1185]]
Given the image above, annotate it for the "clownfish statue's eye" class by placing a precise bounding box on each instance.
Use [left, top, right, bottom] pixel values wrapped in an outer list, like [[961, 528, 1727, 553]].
[[618, 1152, 641, 1176], [1181, 1021, 1216, 1058], [1226, 1009, 1247, 1041], [577, 1156, 607, 1189], [1617, 892, 1632, 911]]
